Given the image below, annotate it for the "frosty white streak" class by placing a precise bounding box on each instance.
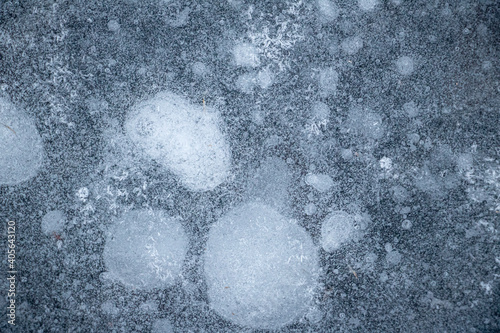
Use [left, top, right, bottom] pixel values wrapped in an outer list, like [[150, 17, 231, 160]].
[[6, 220, 16, 326]]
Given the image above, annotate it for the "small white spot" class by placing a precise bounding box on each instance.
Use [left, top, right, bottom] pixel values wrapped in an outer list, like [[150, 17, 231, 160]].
[[379, 157, 393, 171], [77, 187, 89, 202], [107, 20, 120, 32], [396, 56, 414, 75]]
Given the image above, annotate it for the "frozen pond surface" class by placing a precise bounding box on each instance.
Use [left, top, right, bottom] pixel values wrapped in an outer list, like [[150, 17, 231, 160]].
[[0, 1, 499, 332]]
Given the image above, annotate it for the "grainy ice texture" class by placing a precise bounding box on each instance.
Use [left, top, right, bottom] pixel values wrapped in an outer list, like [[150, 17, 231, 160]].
[[204, 202, 319, 329], [0, 0, 498, 332]]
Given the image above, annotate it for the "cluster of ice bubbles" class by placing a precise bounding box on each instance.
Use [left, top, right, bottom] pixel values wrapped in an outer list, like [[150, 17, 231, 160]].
[[2, 89, 363, 329], [103, 91, 372, 329]]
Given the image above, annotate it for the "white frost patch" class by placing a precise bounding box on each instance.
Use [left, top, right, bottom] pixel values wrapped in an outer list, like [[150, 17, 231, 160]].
[[319, 67, 339, 97], [256, 67, 274, 89], [124, 91, 231, 191], [321, 211, 355, 252], [311, 101, 330, 122], [396, 56, 414, 75], [151, 318, 174, 333], [204, 202, 319, 330], [41, 210, 66, 235], [233, 43, 260, 68], [107, 20, 120, 32], [317, 0, 339, 23], [346, 107, 384, 140], [379, 157, 393, 171], [0, 97, 44, 185], [358, 0, 379, 11], [103, 209, 188, 290], [305, 173, 334, 193], [403, 101, 419, 118], [304, 203, 317, 215], [191, 61, 209, 77], [341, 36, 363, 55]]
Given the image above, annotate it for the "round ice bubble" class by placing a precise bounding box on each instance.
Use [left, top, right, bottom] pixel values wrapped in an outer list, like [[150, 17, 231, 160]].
[[0, 97, 44, 185], [321, 211, 356, 252], [124, 91, 231, 192], [204, 202, 319, 329], [103, 209, 188, 290]]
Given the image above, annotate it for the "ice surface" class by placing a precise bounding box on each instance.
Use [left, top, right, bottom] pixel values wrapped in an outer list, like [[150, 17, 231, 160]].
[[204, 202, 319, 329], [321, 211, 356, 252], [103, 209, 188, 290], [124, 91, 231, 191], [233, 43, 260, 68], [0, 97, 44, 185], [305, 173, 334, 193], [41, 210, 66, 235]]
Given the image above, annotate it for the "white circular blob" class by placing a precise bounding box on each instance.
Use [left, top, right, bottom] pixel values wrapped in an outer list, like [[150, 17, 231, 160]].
[[236, 72, 256, 94], [124, 91, 231, 191], [151, 318, 174, 333], [346, 107, 384, 140], [396, 56, 414, 75], [103, 209, 188, 290], [304, 203, 317, 215], [341, 36, 363, 55], [317, 0, 339, 23], [41, 210, 66, 235], [256, 68, 274, 89], [401, 219, 412, 230], [311, 101, 330, 122], [321, 211, 355, 252], [319, 67, 339, 96], [0, 97, 44, 185], [305, 173, 334, 193], [233, 43, 260, 68], [358, 0, 379, 11], [107, 19, 120, 32], [204, 202, 319, 330], [192, 61, 209, 77]]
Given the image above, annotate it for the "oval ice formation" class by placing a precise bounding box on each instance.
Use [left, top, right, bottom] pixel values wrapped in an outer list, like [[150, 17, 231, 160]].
[[103, 209, 188, 290], [0, 97, 44, 185], [204, 202, 319, 330], [124, 92, 231, 192], [305, 173, 334, 193], [321, 211, 356, 252]]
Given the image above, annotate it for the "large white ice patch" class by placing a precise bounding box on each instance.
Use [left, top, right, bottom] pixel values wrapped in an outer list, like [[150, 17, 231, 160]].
[[103, 209, 188, 290], [204, 202, 319, 329], [124, 92, 231, 191], [0, 97, 43, 185]]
